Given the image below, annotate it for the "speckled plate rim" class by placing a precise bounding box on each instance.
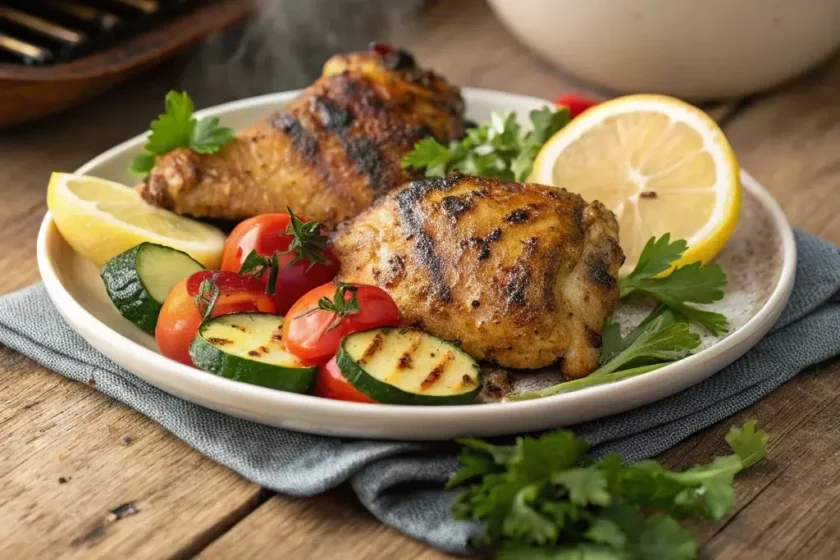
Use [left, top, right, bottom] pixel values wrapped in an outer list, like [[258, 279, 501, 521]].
[[36, 88, 797, 440]]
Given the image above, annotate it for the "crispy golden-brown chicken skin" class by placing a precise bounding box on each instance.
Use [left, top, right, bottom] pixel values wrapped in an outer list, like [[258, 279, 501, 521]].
[[138, 49, 464, 229], [332, 173, 624, 378]]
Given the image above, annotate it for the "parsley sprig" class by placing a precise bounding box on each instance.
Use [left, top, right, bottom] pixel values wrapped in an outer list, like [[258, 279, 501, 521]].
[[239, 208, 332, 295], [513, 236, 727, 400], [449, 421, 768, 559], [130, 91, 235, 175], [401, 107, 570, 181], [294, 281, 360, 332], [620, 234, 728, 335]]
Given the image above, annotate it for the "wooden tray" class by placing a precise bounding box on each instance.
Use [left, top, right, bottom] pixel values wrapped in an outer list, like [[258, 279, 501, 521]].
[[0, 0, 253, 128]]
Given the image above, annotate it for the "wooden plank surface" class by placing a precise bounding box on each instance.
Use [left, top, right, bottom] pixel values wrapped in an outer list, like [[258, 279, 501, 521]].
[[0, 69, 269, 559], [723, 54, 840, 244], [0, 0, 838, 558]]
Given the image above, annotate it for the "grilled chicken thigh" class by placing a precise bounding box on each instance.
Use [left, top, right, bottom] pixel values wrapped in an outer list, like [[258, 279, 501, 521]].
[[139, 48, 464, 228], [332, 173, 624, 378]]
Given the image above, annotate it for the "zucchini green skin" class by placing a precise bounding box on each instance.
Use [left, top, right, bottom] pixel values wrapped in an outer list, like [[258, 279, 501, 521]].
[[100, 243, 203, 335], [189, 314, 316, 393], [336, 329, 481, 406]]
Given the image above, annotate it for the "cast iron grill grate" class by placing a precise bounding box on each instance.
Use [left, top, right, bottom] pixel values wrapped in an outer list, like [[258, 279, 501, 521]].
[[0, 0, 207, 65]]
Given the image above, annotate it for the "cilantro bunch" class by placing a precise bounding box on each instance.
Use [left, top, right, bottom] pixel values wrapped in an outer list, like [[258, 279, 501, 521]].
[[401, 107, 570, 181], [130, 91, 235, 175], [514, 234, 727, 400], [449, 421, 767, 559]]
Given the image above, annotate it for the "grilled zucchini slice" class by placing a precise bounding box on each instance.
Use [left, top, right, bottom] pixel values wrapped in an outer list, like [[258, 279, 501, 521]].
[[336, 328, 481, 405], [100, 242, 204, 334], [190, 313, 316, 393]]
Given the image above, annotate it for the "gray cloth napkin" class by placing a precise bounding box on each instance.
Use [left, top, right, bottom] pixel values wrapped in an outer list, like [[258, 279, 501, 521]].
[[1, 230, 839, 555]]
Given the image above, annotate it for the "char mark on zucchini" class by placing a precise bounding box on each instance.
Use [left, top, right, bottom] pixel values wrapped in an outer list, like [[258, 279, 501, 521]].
[[420, 350, 454, 390], [396, 332, 424, 370], [359, 332, 386, 364], [208, 337, 232, 346], [190, 313, 316, 393], [336, 328, 481, 405]]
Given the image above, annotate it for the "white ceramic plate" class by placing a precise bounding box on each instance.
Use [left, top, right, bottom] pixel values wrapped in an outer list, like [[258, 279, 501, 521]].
[[37, 89, 796, 440]]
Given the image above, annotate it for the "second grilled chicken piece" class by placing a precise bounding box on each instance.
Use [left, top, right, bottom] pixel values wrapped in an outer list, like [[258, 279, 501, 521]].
[[332, 173, 625, 378], [139, 48, 464, 228]]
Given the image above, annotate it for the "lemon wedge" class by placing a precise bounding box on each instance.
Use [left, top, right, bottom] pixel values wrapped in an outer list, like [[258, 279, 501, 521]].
[[47, 173, 226, 268], [530, 94, 740, 276]]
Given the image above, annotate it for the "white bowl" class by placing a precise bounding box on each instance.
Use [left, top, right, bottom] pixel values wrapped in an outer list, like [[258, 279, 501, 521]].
[[488, 0, 840, 100]]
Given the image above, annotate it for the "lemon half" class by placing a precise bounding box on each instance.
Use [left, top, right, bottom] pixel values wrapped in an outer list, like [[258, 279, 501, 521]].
[[530, 94, 740, 276], [47, 173, 226, 268]]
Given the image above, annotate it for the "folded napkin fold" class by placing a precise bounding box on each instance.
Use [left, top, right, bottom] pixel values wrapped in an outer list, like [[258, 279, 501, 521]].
[[1, 230, 839, 555]]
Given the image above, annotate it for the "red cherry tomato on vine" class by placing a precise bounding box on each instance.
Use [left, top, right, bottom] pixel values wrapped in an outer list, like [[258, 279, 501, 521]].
[[555, 93, 599, 119], [155, 270, 277, 365], [315, 356, 376, 403], [283, 282, 400, 365], [221, 212, 340, 314]]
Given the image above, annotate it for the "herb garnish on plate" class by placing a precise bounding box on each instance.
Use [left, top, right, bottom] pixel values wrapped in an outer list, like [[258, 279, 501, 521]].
[[401, 107, 570, 181], [513, 235, 728, 400], [130, 91, 235, 175]]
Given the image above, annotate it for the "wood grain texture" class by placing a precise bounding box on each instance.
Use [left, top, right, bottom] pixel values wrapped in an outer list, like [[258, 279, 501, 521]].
[[196, 487, 449, 560], [0, 0, 838, 558], [0, 53, 266, 560], [723, 53, 840, 245], [0, 349, 264, 559]]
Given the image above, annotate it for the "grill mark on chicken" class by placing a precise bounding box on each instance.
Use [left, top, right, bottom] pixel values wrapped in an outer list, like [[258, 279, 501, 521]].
[[505, 208, 530, 224], [395, 175, 461, 302], [585, 326, 602, 348], [311, 95, 386, 196], [440, 196, 472, 217], [504, 237, 539, 308], [588, 259, 617, 290], [270, 114, 319, 164], [381, 255, 406, 287], [345, 138, 385, 194], [313, 96, 353, 131], [504, 262, 530, 306], [467, 227, 503, 260]]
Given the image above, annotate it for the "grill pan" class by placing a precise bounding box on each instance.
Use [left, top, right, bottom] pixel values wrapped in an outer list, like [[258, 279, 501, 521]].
[[0, 0, 252, 127]]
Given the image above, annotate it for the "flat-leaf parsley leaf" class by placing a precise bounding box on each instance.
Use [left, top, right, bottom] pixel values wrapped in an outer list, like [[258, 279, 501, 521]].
[[130, 91, 235, 175], [450, 422, 768, 559], [620, 235, 728, 335], [401, 107, 570, 182]]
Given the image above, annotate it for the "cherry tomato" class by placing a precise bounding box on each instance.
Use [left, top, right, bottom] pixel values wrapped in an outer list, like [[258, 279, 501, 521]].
[[221, 213, 340, 314], [283, 282, 400, 365], [315, 356, 376, 403], [155, 270, 277, 365], [555, 93, 599, 119]]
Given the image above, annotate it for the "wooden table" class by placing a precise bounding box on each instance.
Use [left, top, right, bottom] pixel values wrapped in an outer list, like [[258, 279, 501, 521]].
[[2, 1, 839, 558]]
